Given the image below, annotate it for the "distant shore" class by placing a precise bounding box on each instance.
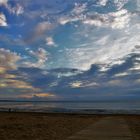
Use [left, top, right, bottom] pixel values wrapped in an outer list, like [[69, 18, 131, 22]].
[[0, 112, 140, 140], [0, 107, 140, 115], [0, 100, 140, 115]]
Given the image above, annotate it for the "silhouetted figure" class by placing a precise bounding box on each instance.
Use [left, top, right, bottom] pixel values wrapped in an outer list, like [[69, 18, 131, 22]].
[[8, 108, 12, 112]]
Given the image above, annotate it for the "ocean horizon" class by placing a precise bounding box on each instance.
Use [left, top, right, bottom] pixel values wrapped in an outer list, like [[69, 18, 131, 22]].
[[0, 100, 140, 114]]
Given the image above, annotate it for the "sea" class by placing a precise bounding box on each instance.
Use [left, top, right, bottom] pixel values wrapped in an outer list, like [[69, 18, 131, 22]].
[[0, 101, 140, 114]]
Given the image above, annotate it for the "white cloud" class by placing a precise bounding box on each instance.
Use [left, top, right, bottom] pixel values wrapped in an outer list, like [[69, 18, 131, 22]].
[[70, 81, 99, 88], [63, 19, 140, 71], [58, 2, 87, 25], [114, 72, 129, 77], [59, 3, 131, 30], [0, 0, 24, 16], [129, 62, 140, 71], [109, 9, 130, 29], [114, 0, 128, 10], [137, 0, 140, 10], [0, 13, 8, 26], [72, 3, 87, 15], [46, 37, 56, 47], [0, 48, 20, 70], [24, 48, 48, 68], [59, 16, 81, 25], [83, 9, 131, 29], [25, 21, 53, 43], [44, 1, 140, 71], [0, 0, 8, 6], [35, 48, 48, 67], [70, 81, 82, 88], [83, 19, 103, 27], [36, 22, 52, 34], [57, 70, 82, 78], [48, 82, 58, 88], [9, 4, 24, 16], [97, 0, 108, 6], [95, 35, 110, 45]]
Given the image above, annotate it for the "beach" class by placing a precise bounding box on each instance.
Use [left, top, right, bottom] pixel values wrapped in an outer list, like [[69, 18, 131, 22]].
[[0, 112, 139, 140], [0, 112, 101, 140]]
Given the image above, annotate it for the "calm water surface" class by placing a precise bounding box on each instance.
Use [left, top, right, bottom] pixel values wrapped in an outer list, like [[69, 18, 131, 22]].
[[0, 101, 140, 112]]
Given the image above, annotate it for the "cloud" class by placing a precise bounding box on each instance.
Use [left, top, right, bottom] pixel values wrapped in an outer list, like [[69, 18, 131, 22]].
[[19, 92, 56, 99], [114, 72, 129, 77], [0, 76, 46, 99], [0, 79, 34, 89], [33, 48, 48, 67], [107, 79, 123, 86], [0, 48, 20, 70], [137, 0, 140, 10], [0, 0, 24, 16], [61, 12, 140, 71], [83, 9, 131, 29], [58, 2, 87, 25], [70, 80, 99, 88], [35, 22, 52, 35], [46, 37, 56, 47], [135, 79, 140, 84], [70, 81, 82, 88], [0, 66, 55, 99], [0, 13, 8, 26], [0, 49, 32, 98], [59, 16, 80, 25], [72, 2, 87, 15], [0, 49, 45, 98], [25, 21, 54, 44], [0, 0, 8, 6], [49, 68, 83, 77], [8, 3, 24, 16], [109, 9, 130, 29], [23, 48, 48, 68], [97, 0, 108, 6], [114, 0, 129, 10], [0, 0, 140, 100], [21, 1, 139, 73], [58, 2, 131, 30]]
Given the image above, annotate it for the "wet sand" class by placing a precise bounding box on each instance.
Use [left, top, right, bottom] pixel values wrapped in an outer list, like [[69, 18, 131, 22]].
[[0, 112, 139, 140]]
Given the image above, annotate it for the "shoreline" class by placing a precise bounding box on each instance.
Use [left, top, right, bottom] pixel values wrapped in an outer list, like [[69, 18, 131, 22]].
[[0, 107, 140, 115]]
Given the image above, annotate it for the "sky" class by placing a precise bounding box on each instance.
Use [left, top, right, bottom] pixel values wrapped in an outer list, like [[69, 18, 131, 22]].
[[0, 0, 140, 101]]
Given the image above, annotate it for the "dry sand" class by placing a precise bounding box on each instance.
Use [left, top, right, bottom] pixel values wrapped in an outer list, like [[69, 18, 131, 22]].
[[0, 112, 101, 140], [125, 116, 140, 140], [0, 112, 139, 140]]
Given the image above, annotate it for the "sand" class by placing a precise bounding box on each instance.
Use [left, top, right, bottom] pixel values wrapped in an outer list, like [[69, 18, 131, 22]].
[[0, 112, 139, 140], [125, 116, 140, 140], [0, 112, 101, 140]]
